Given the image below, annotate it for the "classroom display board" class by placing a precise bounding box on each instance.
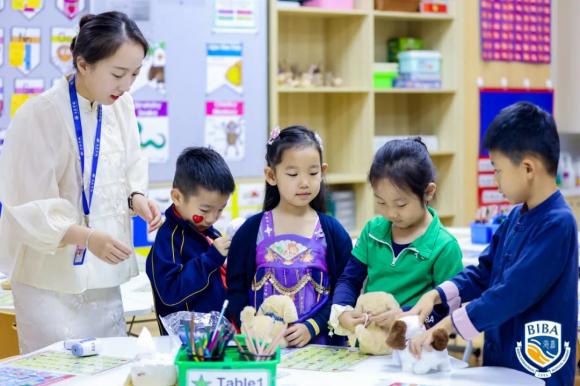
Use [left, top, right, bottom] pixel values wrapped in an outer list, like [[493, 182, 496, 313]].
[[480, 0, 551, 64], [478, 88, 554, 212], [0, 0, 268, 180]]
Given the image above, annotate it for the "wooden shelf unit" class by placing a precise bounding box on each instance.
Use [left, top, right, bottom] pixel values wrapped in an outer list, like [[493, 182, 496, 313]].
[[270, 1, 465, 234]]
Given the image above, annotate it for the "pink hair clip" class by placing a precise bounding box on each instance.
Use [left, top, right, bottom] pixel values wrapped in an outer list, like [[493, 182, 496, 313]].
[[268, 126, 281, 145]]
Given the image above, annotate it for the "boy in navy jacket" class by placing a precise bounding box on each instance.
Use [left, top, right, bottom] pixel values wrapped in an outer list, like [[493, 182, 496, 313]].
[[408, 102, 578, 386], [146, 147, 235, 334]]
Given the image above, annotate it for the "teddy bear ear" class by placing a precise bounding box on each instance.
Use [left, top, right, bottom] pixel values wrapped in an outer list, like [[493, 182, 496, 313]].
[[240, 306, 257, 324], [386, 321, 407, 350], [430, 328, 449, 351]]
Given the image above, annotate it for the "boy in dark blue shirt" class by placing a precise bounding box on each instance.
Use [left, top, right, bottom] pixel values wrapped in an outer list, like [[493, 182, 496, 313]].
[[146, 147, 235, 334], [407, 102, 578, 386]]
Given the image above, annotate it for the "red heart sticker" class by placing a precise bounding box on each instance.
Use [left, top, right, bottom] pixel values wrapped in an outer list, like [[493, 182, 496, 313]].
[[192, 215, 204, 224]]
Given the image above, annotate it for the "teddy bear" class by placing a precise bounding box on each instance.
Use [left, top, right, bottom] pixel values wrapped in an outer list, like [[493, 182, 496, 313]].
[[347, 291, 401, 355], [240, 295, 298, 348], [386, 315, 451, 374]]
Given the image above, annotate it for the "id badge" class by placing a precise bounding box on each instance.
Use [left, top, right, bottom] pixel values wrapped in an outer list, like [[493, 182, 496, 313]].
[[73, 245, 87, 265]]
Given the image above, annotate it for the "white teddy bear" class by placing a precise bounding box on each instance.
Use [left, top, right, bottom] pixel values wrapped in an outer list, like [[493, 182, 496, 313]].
[[386, 315, 451, 375]]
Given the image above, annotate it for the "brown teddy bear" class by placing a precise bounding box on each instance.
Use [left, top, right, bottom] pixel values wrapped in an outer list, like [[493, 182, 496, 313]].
[[347, 291, 401, 355], [240, 295, 298, 348]]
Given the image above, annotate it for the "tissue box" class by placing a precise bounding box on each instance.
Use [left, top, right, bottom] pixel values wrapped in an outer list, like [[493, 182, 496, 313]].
[[303, 0, 354, 9]]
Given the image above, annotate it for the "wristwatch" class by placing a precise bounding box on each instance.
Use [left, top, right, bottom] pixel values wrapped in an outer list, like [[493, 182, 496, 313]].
[[128, 191, 145, 211]]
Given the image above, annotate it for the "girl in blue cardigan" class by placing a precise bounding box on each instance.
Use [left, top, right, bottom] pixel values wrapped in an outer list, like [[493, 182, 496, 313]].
[[227, 126, 351, 347]]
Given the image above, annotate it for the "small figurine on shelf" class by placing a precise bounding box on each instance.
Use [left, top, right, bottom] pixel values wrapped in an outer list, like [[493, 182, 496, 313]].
[[277, 61, 293, 86], [324, 71, 343, 87], [277, 61, 343, 88]]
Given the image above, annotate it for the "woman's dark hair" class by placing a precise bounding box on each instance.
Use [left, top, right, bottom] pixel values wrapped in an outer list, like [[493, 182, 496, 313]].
[[70, 11, 148, 69], [369, 137, 436, 202], [263, 125, 327, 212]]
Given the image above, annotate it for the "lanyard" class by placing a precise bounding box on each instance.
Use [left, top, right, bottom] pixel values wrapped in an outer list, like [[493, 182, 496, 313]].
[[69, 75, 102, 228]]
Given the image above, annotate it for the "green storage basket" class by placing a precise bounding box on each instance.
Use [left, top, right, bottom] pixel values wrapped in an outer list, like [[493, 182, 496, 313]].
[[175, 335, 281, 386]]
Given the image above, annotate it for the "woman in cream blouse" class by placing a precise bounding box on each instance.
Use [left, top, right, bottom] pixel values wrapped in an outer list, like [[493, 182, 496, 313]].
[[0, 11, 162, 352]]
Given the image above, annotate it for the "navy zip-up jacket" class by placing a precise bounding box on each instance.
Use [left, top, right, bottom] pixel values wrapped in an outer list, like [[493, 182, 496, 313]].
[[226, 211, 352, 342], [437, 191, 578, 386], [146, 205, 226, 333]]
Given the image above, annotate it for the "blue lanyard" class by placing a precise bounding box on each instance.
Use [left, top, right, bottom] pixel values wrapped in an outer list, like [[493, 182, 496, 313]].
[[69, 75, 102, 227]]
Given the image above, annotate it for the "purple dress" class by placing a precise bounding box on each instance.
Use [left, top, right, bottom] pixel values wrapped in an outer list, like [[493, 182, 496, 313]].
[[251, 211, 330, 342]]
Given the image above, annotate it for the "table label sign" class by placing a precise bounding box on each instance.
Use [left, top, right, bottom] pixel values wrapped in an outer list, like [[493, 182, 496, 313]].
[[187, 369, 269, 386]]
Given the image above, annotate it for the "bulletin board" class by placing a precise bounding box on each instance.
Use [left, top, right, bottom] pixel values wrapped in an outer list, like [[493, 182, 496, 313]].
[[0, 0, 268, 181], [478, 88, 554, 210]]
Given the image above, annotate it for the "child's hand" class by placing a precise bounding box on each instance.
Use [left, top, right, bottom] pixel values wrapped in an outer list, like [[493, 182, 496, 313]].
[[132, 194, 163, 232], [338, 310, 365, 332], [87, 230, 131, 264], [213, 237, 231, 256], [369, 308, 402, 329], [402, 289, 440, 323], [409, 329, 435, 359], [285, 323, 312, 347]]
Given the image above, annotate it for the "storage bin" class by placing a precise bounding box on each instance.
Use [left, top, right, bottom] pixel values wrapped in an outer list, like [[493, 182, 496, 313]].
[[303, 0, 354, 9], [398, 50, 441, 74]]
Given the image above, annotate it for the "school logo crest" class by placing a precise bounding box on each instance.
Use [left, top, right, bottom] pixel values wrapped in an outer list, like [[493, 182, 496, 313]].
[[515, 320, 570, 379]]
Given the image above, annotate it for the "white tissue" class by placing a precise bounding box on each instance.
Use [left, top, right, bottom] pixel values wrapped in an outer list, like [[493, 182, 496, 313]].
[[131, 328, 177, 386]]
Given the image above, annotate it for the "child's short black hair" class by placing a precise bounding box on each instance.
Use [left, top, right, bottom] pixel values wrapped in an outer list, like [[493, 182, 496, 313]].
[[369, 138, 436, 202], [173, 147, 235, 198], [483, 102, 559, 176]]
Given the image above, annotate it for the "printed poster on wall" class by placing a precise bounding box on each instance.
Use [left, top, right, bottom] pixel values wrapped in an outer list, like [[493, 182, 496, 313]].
[[213, 0, 258, 34], [12, 0, 43, 19], [212, 182, 264, 234], [56, 0, 85, 19], [135, 100, 169, 163], [10, 78, 43, 118], [0, 29, 4, 67], [9, 27, 41, 74], [478, 88, 553, 216], [480, 0, 551, 63], [205, 101, 245, 161], [50, 27, 75, 74], [0, 79, 4, 117], [206, 43, 242, 95], [131, 41, 166, 95], [93, 0, 150, 21]]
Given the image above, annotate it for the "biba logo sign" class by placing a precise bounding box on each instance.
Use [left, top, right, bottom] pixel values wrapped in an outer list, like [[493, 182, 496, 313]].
[[515, 320, 570, 379]]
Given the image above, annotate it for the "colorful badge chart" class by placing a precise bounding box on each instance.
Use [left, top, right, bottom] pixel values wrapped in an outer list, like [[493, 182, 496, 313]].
[[280, 345, 368, 372], [0, 350, 131, 385], [480, 0, 551, 63]]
